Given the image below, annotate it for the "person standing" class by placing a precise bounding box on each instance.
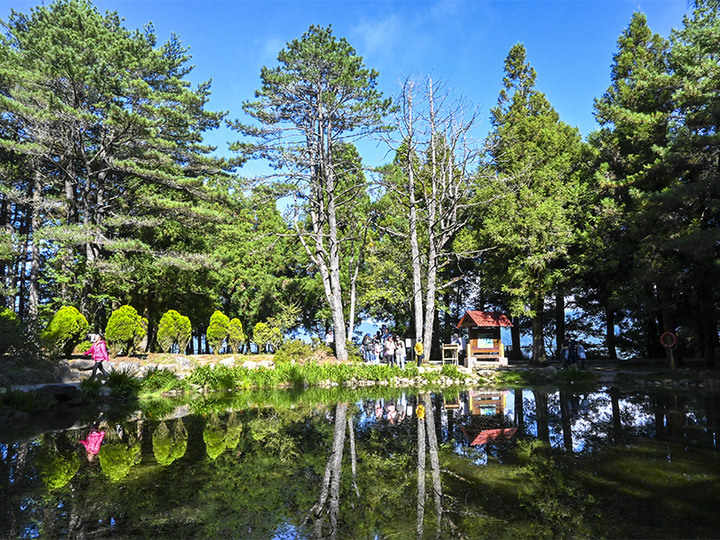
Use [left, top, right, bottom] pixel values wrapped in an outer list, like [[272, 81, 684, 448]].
[[560, 336, 571, 368], [414, 341, 425, 365], [84, 333, 110, 380], [384, 336, 396, 366], [373, 338, 382, 364], [395, 336, 406, 368], [576, 342, 587, 369], [568, 338, 579, 367]]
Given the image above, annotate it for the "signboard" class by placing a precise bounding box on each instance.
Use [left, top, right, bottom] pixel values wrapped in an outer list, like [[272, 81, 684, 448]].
[[477, 338, 494, 348]]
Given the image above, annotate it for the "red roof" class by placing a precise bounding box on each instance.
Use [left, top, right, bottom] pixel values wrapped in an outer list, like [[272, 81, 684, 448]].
[[457, 311, 512, 329], [470, 428, 517, 446]]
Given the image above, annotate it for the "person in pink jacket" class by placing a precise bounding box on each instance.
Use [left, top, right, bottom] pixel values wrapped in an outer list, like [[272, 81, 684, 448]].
[[84, 333, 110, 380]]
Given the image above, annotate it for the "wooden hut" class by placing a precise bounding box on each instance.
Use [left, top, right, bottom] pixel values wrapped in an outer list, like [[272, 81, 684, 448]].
[[456, 310, 512, 368]]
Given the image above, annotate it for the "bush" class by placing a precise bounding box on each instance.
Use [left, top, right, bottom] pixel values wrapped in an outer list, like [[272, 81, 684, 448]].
[[106, 369, 142, 398], [157, 310, 192, 353], [0, 307, 22, 354], [105, 305, 147, 357], [227, 318, 245, 354], [42, 306, 89, 358], [253, 321, 281, 353], [141, 367, 187, 393], [274, 339, 315, 363], [206, 310, 229, 354]]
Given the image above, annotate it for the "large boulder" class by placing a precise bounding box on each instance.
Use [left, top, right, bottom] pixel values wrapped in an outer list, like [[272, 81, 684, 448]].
[[34, 383, 83, 406]]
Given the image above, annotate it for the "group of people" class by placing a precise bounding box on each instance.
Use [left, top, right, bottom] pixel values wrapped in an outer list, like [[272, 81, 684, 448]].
[[560, 336, 586, 369], [362, 329, 408, 367]]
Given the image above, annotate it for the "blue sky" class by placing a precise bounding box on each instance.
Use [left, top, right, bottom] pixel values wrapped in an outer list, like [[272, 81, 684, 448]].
[[1, 0, 690, 172]]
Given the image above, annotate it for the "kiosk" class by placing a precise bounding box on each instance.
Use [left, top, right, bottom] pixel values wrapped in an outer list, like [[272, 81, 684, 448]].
[[456, 311, 512, 368]]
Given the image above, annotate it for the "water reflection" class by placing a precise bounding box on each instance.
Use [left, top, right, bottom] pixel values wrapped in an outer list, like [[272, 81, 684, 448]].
[[1, 386, 719, 538]]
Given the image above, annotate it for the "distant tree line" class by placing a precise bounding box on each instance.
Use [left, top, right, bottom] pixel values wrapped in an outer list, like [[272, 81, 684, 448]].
[[1, 0, 718, 366]]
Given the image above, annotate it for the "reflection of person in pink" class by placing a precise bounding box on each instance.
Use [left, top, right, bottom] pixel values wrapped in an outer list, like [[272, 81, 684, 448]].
[[79, 429, 105, 461], [84, 333, 110, 380], [387, 402, 397, 424], [374, 401, 383, 420]]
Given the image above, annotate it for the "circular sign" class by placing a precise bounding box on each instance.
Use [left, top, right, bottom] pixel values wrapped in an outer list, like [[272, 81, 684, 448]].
[[660, 332, 677, 349]]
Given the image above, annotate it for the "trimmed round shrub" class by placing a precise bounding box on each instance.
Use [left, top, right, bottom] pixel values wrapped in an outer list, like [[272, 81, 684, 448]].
[[105, 305, 147, 357], [206, 310, 229, 354], [252, 321, 281, 353], [227, 318, 246, 354], [42, 306, 89, 358], [157, 310, 192, 353]]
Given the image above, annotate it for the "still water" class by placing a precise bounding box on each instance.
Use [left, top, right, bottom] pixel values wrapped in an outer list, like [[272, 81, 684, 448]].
[[2, 385, 719, 539]]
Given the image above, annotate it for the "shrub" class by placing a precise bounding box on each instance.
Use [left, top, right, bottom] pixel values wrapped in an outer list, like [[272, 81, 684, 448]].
[[206, 310, 229, 354], [105, 305, 147, 357], [440, 364, 464, 380], [253, 321, 281, 353], [106, 369, 142, 398], [141, 367, 187, 393], [274, 339, 315, 363], [42, 306, 89, 358], [157, 310, 192, 353], [0, 307, 22, 354], [227, 318, 245, 354]]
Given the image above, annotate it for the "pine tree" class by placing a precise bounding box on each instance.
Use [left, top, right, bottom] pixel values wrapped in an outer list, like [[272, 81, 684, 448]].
[[234, 25, 393, 361], [484, 44, 585, 364]]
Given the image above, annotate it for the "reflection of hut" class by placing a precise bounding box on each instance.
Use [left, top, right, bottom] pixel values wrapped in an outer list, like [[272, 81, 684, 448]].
[[469, 390, 507, 416], [459, 392, 517, 447], [456, 311, 512, 368]]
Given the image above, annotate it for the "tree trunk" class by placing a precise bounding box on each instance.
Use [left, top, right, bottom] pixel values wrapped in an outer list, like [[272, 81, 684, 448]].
[[605, 305, 618, 360], [555, 291, 565, 360], [511, 316, 522, 361], [694, 265, 716, 368], [27, 170, 43, 330], [531, 293, 547, 364], [534, 389, 550, 444]]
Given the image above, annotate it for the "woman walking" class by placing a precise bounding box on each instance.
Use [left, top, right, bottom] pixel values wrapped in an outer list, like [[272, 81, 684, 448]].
[[84, 333, 110, 380]]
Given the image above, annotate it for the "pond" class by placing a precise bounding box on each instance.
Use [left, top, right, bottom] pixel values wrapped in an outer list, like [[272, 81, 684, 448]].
[[2, 384, 719, 539]]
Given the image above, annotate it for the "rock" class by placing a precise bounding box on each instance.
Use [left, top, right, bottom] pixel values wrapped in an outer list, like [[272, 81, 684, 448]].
[[176, 357, 192, 370], [112, 361, 141, 374], [219, 357, 235, 367], [0, 408, 30, 429], [35, 384, 83, 406], [69, 359, 95, 371]]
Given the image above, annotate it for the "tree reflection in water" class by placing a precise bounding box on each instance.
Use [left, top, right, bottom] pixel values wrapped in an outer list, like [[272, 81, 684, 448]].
[[1, 386, 719, 538]]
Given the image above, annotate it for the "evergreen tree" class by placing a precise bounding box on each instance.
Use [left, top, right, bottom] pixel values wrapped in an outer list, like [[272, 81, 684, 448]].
[[234, 25, 393, 361], [0, 0, 230, 333], [484, 44, 585, 364], [590, 12, 672, 360]]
